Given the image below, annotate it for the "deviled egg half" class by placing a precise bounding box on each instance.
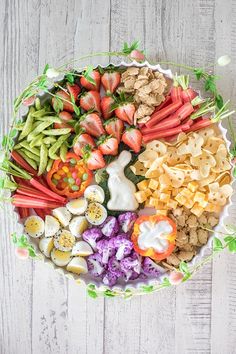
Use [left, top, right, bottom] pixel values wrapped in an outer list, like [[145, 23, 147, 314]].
[[69, 216, 88, 238], [84, 185, 105, 204], [85, 202, 107, 226], [66, 198, 88, 215]]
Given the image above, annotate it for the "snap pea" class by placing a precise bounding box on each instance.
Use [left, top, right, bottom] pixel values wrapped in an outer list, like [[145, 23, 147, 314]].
[[31, 107, 52, 118], [27, 120, 54, 141], [48, 134, 70, 159], [46, 158, 54, 172], [35, 97, 41, 111], [35, 116, 62, 123], [29, 134, 44, 148], [60, 142, 68, 162], [15, 123, 25, 131], [21, 148, 40, 163], [17, 150, 38, 170], [19, 140, 40, 156], [43, 136, 57, 145], [42, 128, 71, 136], [19, 108, 35, 140], [38, 144, 48, 176]]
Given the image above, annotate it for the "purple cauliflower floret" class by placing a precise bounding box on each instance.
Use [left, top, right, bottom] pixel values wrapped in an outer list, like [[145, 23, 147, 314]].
[[102, 272, 117, 287], [120, 252, 142, 281], [101, 216, 119, 238], [87, 253, 105, 277], [96, 239, 116, 264], [118, 212, 137, 233], [108, 256, 123, 277], [142, 257, 166, 277], [111, 235, 133, 261], [82, 227, 103, 251]]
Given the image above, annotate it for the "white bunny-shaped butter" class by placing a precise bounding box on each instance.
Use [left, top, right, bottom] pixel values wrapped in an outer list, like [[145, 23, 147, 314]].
[[106, 150, 139, 211]]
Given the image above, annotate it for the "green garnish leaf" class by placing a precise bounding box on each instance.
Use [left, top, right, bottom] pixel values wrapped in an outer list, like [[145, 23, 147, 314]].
[[193, 68, 204, 80], [213, 237, 224, 252], [215, 94, 224, 109], [179, 261, 189, 274], [141, 285, 154, 293], [73, 105, 80, 116], [83, 65, 95, 85], [104, 289, 116, 297], [52, 96, 64, 113], [43, 63, 50, 75], [122, 40, 140, 54], [65, 72, 75, 85]]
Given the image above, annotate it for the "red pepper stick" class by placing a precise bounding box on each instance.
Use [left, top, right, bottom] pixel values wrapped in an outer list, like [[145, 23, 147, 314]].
[[146, 100, 182, 128], [17, 207, 30, 219], [153, 95, 172, 113], [143, 126, 183, 143], [170, 86, 183, 102], [186, 118, 212, 133], [12, 194, 64, 209], [17, 186, 59, 202], [29, 178, 66, 203], [11, 151, 37, 176], [141, 116, 180, 134]]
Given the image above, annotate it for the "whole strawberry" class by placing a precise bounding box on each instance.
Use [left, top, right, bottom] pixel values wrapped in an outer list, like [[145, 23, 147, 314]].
[[101, 71, 121, 94], [54, 111, 74, 132], [122, 127, 142, 153], [83, 146, 106, 170], [101, 95, 115, 119], [80, 70, 101, 91], [104, 118, 124, 143], [97, 135, 118, 156], [115, 102, 135, 125], [73, 133, 96, 157], [80, 90, 101, 113], [80, 112, 105, 138]]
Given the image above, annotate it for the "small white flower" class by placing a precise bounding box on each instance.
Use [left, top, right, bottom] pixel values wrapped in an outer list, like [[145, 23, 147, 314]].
[[46, 68, 60, 79], [217, 55, 231, 66]]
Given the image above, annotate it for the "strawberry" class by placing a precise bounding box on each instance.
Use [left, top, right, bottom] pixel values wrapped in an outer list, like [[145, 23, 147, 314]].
[[66, 83, 81, 102], [80, 112, 105, 138], [97, 135, 118, 156], [104, 118, 124, 143], [79, 90, 101, 113], [83, 147, 105, 170], [80, 70, 101, 91], [101, 72, 121, 93], [129, 50, 145, 62], [101, 95, 115, 119], [115, 103, 135, 125], [52, 90, 74, 113], [54, 111, 74, 131], [73, 133, 96, 157], [121, 127, 142, 153]]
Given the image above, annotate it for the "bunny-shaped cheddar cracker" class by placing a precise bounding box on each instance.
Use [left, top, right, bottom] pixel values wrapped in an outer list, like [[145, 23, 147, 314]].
[[106, 151, 139, 211]]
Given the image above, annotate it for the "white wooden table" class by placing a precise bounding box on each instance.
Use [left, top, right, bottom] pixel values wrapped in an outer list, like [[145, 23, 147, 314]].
[[1, 1, 236, 353]]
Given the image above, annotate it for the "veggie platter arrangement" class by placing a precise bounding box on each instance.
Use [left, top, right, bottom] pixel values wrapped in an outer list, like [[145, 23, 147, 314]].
[[1, 41, 236, 298]]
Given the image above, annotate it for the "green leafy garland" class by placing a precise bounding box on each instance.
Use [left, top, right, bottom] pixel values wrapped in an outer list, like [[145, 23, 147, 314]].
[[2, 41, 236, 298]]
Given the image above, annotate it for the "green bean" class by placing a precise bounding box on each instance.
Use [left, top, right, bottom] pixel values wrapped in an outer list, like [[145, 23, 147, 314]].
[[19, 110, 35, 140], [48, 134, 70, 159], [43, 136, 57, 145], [29, 134, 44, 148], [17, 150, 38, 170], [21, 148, 40, 163], [35, 116, 62, 123], [19, 140, 40, 156], [38, 144, 48, 176], [35, 97, 41, 111], [27, 120, 54, 141], [42, 128, 71, 136], [60, 142, 68, 162], [46, 158, 54, 172]]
